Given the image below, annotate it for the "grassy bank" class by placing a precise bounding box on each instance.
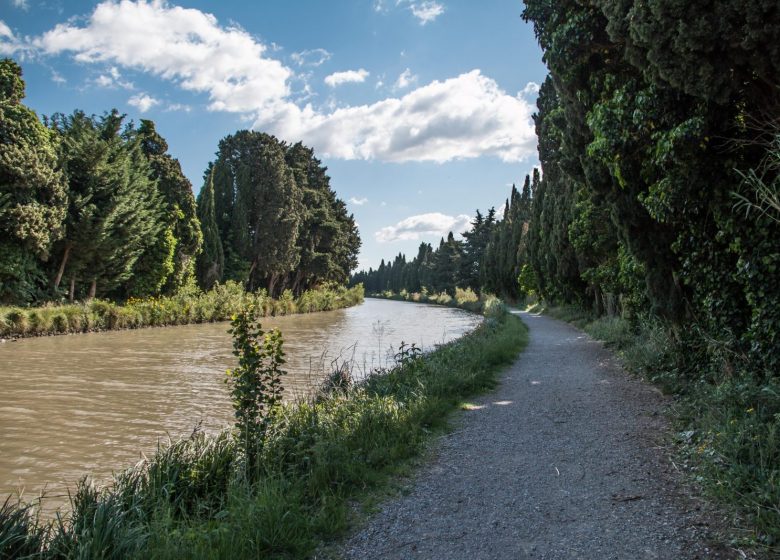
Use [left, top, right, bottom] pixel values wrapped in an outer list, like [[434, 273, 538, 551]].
[[0, 282, 364, 339], [531, 303, 780, 551], [368, 287, 489, 314], [2, 301, 527, 559]]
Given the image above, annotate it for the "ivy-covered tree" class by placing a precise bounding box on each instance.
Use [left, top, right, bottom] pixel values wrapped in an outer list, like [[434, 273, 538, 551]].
[[134, 119, 202, 294], [0, 58, 67, 303]]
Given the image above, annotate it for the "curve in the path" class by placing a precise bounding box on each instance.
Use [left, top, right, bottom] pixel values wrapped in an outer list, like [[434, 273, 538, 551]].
[[343, 311, 726, 560]]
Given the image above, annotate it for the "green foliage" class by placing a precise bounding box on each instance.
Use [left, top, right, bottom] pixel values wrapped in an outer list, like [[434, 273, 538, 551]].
[[0, 283, 364, 338], [204, 132, 359, 297], [227, 307, 287, 475], [0, 59, 357, 307], [0, 497, 46, 559], [0, 59, 67, 304], [195, 170, 224, 291], [522, 1, 780, 542], [352, 180, 533, 301]]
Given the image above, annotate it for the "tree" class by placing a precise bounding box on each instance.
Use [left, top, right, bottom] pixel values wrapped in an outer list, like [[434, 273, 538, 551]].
[[211, 131, 303, 295], [196, 168, 224, 290], [0, 58, 67, 303], [50, 110, 165, 300], [135, 119, 202, 294]]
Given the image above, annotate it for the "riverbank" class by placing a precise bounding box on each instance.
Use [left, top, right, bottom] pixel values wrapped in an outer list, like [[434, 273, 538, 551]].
[[366, 287, 487, 313], [0, 282, 364, 339], [531, 302, 777, 555], [1, 300, 527, 559]]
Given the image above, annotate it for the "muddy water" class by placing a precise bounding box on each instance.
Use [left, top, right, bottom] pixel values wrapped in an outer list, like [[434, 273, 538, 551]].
[[0, 298, 480, 509]]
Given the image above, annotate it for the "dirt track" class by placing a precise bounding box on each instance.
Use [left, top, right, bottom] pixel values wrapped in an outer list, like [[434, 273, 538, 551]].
[[342, 311, 736, 559]]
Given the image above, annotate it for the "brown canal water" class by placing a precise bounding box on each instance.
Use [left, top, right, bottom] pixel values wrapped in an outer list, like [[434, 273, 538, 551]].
[[0, 298, 480, 511]]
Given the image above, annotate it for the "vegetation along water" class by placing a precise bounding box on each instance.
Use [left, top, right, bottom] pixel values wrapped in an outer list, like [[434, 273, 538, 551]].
[[1, 299, 523, 559]]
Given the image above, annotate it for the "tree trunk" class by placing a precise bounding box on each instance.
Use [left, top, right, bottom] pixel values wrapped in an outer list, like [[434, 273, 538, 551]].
[[69, 276, 76, 302], [268, 273, 278, 299], [54, 242, 72, 289], [291, 270, 304, 296], [88, 279, 97, 300], [247, 259, 258, 292]]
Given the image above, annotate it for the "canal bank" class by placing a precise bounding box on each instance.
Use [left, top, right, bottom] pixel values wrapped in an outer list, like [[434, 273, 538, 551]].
[[1, 298, 481, 513], [1, 300, 526, 559]]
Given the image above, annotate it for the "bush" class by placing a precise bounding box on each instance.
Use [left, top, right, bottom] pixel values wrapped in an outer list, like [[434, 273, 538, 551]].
[[0, 284, 364, 338]]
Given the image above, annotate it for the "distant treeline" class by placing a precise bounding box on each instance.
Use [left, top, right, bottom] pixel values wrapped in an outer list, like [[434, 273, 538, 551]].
[[350, 173, 536, 299], [0, 58, 359, 305]]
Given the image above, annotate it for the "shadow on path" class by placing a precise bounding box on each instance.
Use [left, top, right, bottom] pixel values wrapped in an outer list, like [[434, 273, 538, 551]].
[[342, 311, 731, 559]]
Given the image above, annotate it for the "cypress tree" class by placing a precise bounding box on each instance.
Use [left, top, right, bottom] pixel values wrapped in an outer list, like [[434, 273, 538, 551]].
[[196, 169, 224, 290]]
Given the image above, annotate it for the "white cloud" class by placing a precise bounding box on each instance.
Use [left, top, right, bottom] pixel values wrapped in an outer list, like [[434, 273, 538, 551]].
[[94, 66, 133, 89], [349, 196, 368, 206], [11, 0, 28, 10], [290, 48, 331, 67], [272, 70, 537, 164], [521, 81, 540, 98], [51, 70, 66, 84], [394, 68, 417, 90], [409, 1, 444, 25], [24, 2, 537, 164], [128, 92, 159, 113], [0, 20, 21, 55], [325, 68, 369, 88], [35, 1, 292, 114], [376, 212, 472, 242], [166, 102, 191, 112]]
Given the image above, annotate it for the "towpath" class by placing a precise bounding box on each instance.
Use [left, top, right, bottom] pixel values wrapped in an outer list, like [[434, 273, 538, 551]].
[[342, 311, 735, 559]]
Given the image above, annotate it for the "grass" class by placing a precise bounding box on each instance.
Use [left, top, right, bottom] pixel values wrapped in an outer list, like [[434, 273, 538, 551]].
[[0, 282, 365, 339], [1, 299, 527, 559], [534, 302, 780, 553]]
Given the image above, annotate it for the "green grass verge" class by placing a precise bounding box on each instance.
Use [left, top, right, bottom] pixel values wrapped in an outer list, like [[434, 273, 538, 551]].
[[0, 283, 364, 338], [534, 302, 780, 553], [1, 302, 527, 559]]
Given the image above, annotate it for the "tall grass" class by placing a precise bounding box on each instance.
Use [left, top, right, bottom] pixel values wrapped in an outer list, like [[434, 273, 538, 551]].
[[536, 302, 780, 551], [0, 300, 526, 559], [0, 283, 364, 339], [371, 287, 492, 314]]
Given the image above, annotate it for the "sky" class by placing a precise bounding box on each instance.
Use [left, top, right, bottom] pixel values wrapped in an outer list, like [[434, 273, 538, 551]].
[[0, 0, 547, 271]]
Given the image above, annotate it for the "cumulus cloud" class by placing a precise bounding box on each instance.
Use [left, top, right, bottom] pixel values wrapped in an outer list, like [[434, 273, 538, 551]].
[[409, 1, 444, 25], [272, 70, 537, 163], [394, 68, 417, 90], [349, 197, 369, 206], [128, 92, 159, 112], [291, 48, 331, 67], [22, 1, 537, 164], [35, 0, 292, 114], [376, 212, 472, 243], [325, 69, 369, 87], [12, 0, 28, 10]]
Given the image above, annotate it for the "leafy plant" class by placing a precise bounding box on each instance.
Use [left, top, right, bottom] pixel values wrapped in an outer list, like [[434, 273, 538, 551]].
[[226, 305, 287, 476]]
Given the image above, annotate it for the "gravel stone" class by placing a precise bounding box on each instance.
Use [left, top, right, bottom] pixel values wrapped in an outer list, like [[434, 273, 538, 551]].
[[341, 311, 741, 560]]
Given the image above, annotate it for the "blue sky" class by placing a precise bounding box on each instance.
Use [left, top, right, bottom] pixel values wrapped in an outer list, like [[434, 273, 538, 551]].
[[1, 0, 547, 270]]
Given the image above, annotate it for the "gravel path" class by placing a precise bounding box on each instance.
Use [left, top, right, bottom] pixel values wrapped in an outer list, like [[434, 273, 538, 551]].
[[342, 311, 735, 559]]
